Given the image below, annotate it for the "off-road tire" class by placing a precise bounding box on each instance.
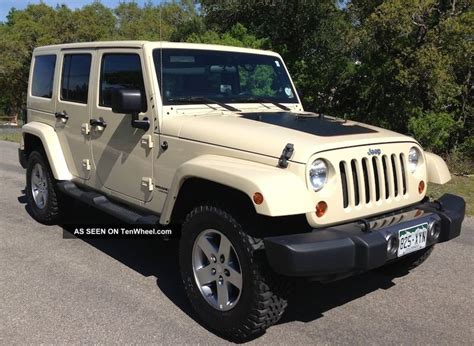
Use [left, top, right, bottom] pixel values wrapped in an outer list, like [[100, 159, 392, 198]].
[[25, 150, 63, 224], [378, 246, 435, 275], [179, 205, 290, 342]]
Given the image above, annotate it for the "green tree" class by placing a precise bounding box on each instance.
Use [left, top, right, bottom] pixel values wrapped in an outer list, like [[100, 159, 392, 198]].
[[337, 0, 473, 159], [0, 4, 59, 122], [73, 2, 116, 41], [185, 23, 267, 48]]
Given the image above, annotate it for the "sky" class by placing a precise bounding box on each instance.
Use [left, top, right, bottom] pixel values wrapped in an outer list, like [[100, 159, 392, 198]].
[[0, 0, 166, 22]]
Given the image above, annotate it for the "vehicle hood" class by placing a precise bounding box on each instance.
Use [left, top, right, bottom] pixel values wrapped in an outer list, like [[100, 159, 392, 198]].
[[169, 111, 417, 164]]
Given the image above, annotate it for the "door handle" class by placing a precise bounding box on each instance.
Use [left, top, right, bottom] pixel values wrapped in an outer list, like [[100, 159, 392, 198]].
[[90, 118, 107, 129], [54, 111, 69, 121]]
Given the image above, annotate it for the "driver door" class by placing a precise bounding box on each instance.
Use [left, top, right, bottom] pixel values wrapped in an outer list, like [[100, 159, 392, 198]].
[[90, 49, 154, 202]]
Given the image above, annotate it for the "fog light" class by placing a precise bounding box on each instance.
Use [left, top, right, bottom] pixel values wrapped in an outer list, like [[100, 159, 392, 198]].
[[387, 236, 398, 255], [315, 201, 328, 217], [428, 220, 441, 240], [418, 180, 425, 194]]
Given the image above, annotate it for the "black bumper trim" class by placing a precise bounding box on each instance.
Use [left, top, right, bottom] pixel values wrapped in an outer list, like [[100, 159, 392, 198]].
[[264, 194, 465, 277]]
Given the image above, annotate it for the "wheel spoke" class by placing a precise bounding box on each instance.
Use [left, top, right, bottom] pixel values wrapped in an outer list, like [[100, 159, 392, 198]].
[[36, 191, 43, 206], [195, 265, 215, 286], [217, 282, 230, 309], [218, 236, 232, 262], [226, 267, 242, 290], [197, 236, 217, 261], [31, 174, 40, 186]]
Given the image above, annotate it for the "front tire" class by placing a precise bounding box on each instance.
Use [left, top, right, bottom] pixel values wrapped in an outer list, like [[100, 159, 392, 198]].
[[25, 150, 63, 224], [179, 205, 289, 342]]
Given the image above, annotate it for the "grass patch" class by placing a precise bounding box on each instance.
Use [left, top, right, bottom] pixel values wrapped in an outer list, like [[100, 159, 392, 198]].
[[428, 175, 473, 216], [0, 132, 22, 143]]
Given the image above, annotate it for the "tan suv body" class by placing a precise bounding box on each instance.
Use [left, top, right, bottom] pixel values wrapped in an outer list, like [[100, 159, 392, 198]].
[[19, 41, 465, 341]]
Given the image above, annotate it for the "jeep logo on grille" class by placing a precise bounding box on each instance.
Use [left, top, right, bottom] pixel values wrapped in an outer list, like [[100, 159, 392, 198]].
[[367, 148, 382, 156]]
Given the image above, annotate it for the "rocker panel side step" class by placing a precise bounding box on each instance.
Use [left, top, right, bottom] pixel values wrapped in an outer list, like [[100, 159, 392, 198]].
[[57, 181, 160, 225]]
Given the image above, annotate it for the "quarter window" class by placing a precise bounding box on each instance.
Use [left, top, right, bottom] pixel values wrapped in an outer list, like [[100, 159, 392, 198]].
[[61, 54, 92, 104], [31, 55, 56, 98], [99, 54, 147, 111]]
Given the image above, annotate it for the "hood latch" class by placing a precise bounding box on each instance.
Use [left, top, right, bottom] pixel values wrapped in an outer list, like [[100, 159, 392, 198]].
[[278, 143, 294, 168]]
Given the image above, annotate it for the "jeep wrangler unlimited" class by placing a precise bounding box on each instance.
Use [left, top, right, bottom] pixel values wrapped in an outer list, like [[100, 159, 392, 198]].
[[19, 41, 465, 341]]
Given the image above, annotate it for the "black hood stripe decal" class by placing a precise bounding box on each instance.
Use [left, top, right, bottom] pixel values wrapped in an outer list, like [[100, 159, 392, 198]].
[[240, 112, 377, 137]]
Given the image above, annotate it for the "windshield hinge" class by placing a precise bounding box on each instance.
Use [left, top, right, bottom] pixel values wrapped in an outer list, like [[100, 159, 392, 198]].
[[141, 177, 154, 192], [278, 143, 294, 168]]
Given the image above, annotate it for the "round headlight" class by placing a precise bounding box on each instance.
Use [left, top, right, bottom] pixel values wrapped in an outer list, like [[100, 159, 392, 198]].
[[408, 147, 420, 173], [309, 159, 328, 191]]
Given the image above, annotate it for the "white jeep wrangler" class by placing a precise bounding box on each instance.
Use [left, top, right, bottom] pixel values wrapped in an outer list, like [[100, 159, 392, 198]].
[[19, 41, 465, 341]]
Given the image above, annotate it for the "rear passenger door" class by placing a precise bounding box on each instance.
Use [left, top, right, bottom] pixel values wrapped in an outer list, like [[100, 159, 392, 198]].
[[55, 51, 94, 180]]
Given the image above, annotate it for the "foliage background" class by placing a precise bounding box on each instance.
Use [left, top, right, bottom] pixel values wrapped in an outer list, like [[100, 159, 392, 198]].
[[0, 0, 472, 172]]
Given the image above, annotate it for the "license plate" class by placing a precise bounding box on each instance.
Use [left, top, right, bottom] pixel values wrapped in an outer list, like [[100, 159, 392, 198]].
[[397, 223, 428, 257]]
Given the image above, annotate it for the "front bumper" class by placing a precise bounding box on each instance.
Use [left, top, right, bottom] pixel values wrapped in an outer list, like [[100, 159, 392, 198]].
[[264, 194, 465, 278]]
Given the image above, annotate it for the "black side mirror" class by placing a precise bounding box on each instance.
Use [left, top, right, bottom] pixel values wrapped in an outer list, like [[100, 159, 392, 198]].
[[111, 89, 149, 131], [111, 89, 142, 114]]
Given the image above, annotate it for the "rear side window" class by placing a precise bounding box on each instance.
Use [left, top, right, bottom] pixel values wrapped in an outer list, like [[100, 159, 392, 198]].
[[31, 55, 56, 98], [99, 54, 147, 111], [61, 54, 92, 104]]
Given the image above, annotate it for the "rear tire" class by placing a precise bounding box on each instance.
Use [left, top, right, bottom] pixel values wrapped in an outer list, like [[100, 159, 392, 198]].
[[378, 246, 435, 275], [25, 150, 63, 224], [179, 205, 290, 342]]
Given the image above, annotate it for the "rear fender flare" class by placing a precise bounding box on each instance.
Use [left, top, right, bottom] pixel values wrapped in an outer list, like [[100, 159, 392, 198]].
[[22, 122, 72, 180]]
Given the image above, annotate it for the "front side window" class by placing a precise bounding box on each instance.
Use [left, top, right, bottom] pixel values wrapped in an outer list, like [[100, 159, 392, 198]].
[[61, 54, 92, 104], [153, 49, 298, 105], [31, 55, 56, 98], [99, 53, 147, 111]]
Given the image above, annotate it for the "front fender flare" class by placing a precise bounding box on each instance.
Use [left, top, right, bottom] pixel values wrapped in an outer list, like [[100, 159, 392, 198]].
[[425, 152, 451, 185], [160, 155, 314, 224], [22, 122, 72, 180]]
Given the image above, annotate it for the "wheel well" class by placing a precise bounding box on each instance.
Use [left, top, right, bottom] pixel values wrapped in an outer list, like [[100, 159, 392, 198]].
[[23, 133, 45, 157], [170, 178, 312, 238], [170, 178, 256, 225]]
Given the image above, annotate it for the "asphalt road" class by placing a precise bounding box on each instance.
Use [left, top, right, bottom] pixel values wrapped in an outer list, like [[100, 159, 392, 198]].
[[1, 140, 473, 344]]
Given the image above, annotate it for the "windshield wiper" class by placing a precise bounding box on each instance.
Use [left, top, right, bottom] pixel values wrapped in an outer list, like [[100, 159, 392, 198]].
[[232, 97, 291, 111], [167, 96, 240, 112]]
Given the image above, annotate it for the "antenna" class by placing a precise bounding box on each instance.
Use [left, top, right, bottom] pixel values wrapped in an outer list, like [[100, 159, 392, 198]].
[[159, 2, 163, 124]]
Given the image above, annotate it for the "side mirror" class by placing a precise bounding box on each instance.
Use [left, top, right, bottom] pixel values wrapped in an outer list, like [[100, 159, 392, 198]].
[[111, 89, 149, 131], [111, 89, 142, 114]]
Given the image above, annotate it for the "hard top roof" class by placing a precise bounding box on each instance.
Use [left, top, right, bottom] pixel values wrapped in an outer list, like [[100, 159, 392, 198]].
[[33, 41, 281, 57]]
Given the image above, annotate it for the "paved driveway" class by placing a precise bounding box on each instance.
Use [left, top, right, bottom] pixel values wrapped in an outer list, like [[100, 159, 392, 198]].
[[1, 140, 472, 344]]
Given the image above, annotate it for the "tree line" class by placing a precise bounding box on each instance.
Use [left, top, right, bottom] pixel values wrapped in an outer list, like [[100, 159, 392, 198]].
[[0, 0, 472, 168]]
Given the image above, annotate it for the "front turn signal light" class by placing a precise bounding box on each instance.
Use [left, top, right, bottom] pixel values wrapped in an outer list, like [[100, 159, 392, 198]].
[[316, 201, 328, 217], [253, 192, 264, 205], [418, 180, 425, 194]]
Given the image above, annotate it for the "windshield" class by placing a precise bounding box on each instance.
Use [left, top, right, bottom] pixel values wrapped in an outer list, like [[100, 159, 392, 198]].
[[153, 49, 298, 106]]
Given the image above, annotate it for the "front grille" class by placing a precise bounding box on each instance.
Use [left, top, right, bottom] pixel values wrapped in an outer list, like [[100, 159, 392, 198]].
[[339, 153, 408, 208]]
